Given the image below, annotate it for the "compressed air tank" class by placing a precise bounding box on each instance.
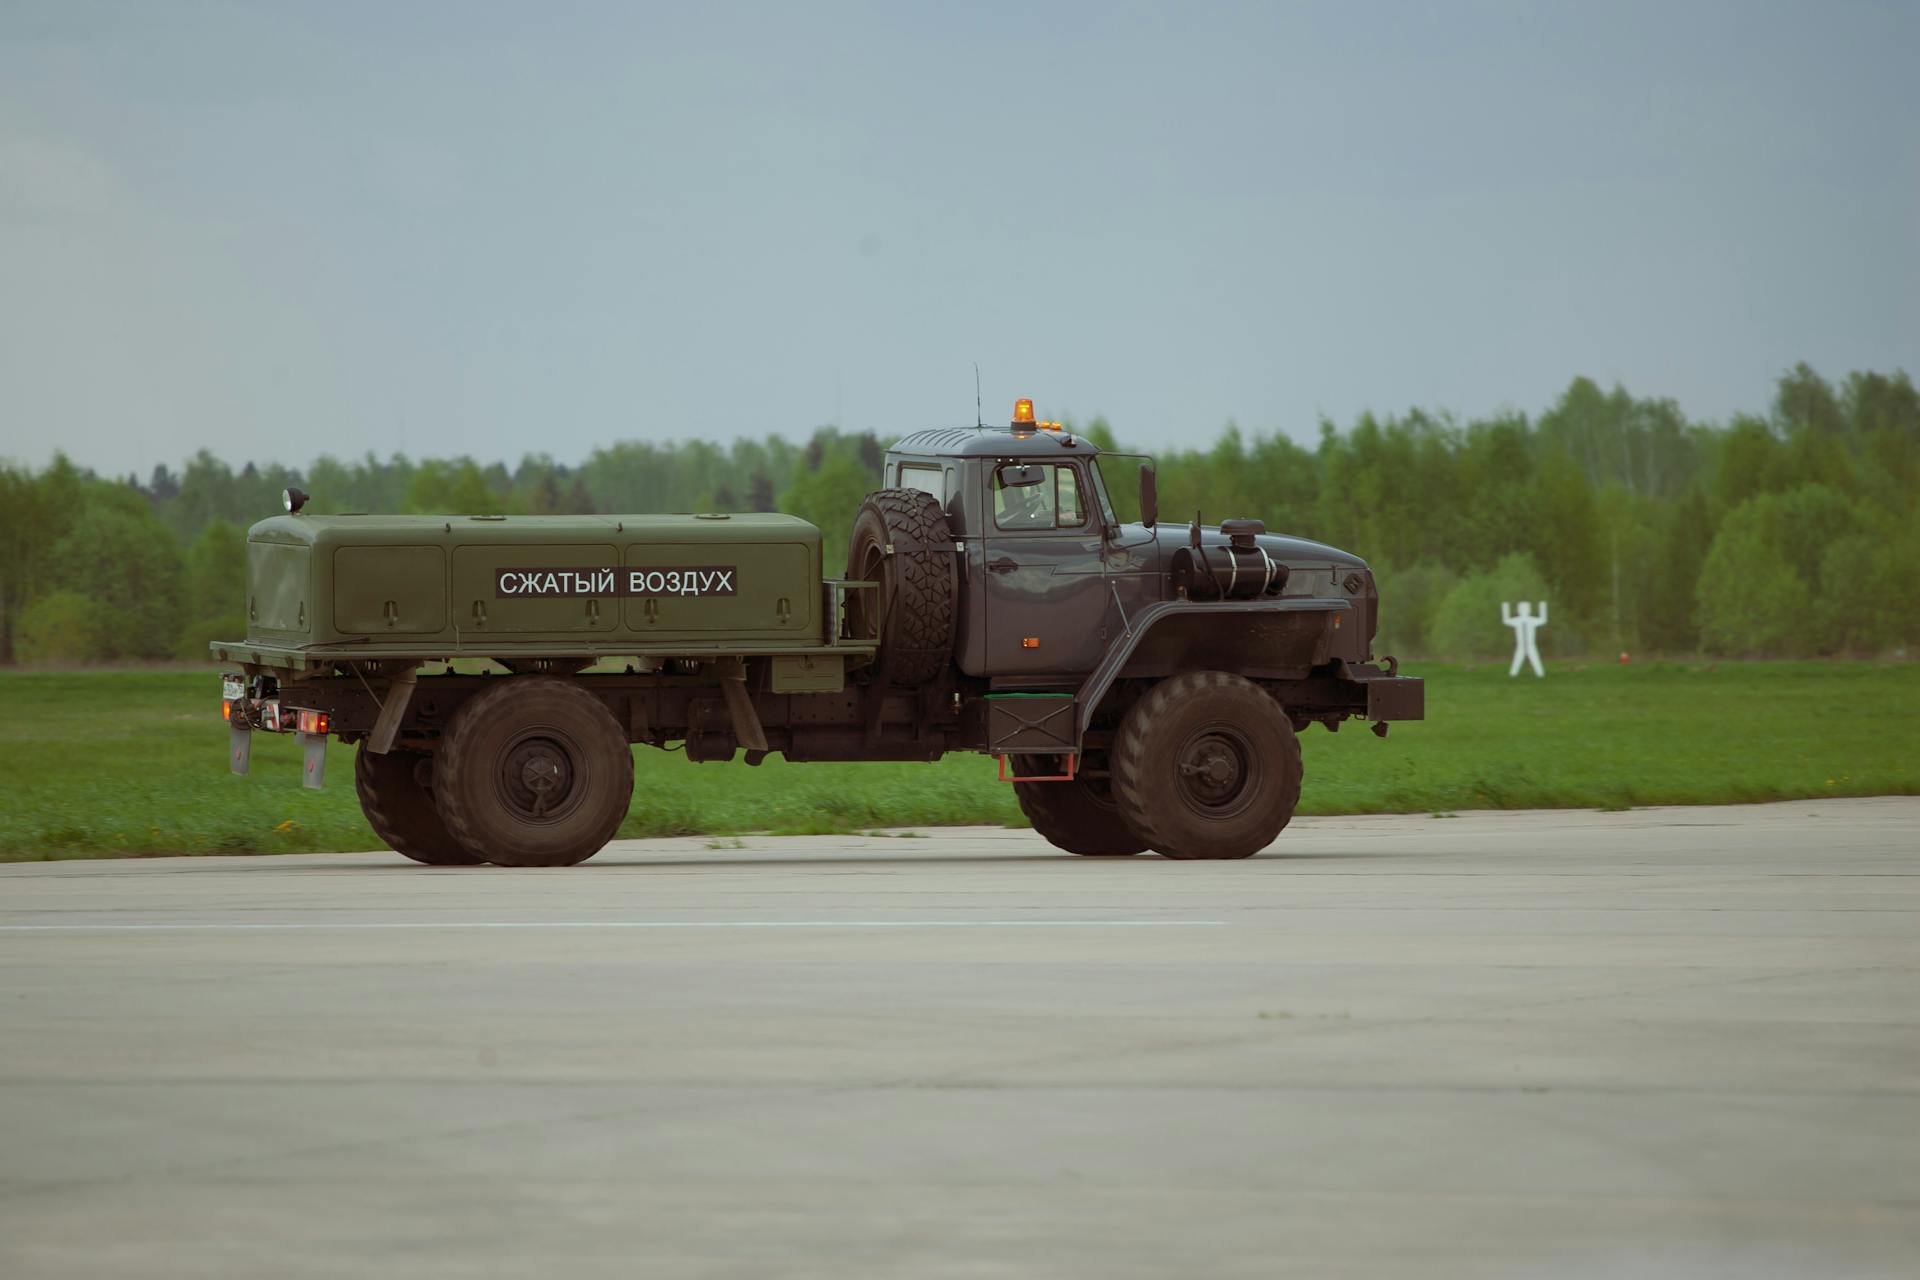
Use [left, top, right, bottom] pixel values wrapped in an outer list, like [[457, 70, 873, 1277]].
[[241, 512, 823, 648]]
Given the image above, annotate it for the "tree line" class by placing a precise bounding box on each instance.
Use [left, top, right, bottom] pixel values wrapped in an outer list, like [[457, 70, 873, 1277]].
[[0, 364, 1913, 665]]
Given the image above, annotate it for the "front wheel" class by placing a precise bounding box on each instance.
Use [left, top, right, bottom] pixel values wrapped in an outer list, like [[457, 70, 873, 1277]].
[[1110, 672, 1302, 860], [433, 677, 634, 867]]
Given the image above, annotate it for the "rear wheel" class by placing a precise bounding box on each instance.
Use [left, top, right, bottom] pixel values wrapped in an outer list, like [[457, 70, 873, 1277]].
[[353, 744, 483, 866], [1110, 672, 1302, 860], [433, 677, 634, 867], [1013, 757, 1146, 856]]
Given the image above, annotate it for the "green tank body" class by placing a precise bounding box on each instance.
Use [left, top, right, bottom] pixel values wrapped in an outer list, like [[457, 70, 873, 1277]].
[[229, 512, 826, 659]]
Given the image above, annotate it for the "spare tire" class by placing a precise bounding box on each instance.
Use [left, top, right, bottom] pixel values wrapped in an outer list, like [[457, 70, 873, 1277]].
[[846, 488, 957, 686]]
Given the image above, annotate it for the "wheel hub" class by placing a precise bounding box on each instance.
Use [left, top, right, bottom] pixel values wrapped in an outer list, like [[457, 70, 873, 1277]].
[[501, 737, 576, 820], [1176, 730, 1252, 812]]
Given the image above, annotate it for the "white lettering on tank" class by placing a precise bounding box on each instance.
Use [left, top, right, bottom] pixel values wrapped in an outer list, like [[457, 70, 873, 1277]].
[[499, 565, 740, 596]]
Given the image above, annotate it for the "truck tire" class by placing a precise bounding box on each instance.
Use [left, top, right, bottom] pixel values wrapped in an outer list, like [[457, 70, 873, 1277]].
[[846, 488, 956, 686], [353, 744, 484, 866], [1110, 671, 1302, 860], [1014, 765, 1148, 856], [433, 676, 633, 867]]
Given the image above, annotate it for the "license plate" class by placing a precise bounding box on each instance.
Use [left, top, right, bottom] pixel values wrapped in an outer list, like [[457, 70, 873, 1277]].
[[222, 676, 245, 701]]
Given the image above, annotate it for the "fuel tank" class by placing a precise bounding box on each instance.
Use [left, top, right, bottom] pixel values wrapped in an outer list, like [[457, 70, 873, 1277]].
[[1140, 520, 1377, 651]]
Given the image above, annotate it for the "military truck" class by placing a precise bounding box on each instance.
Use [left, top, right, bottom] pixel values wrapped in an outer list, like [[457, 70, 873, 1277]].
[[214, 399, 1422, 866]]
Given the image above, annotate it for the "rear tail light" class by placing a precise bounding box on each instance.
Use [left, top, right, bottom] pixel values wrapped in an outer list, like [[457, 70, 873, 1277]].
[[296, 709, 330, 735]]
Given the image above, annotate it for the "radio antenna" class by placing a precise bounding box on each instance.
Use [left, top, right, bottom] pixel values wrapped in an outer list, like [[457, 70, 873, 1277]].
[[974, 363, 983, 429]]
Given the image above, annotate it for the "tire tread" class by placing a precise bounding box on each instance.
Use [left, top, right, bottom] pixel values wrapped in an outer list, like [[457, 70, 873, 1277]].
[[354, 745, 483, 866], [1014, 776, 1148, 855], [1111, 671, 1302, 859], [435, 676, 633, 867], [848, 489, 956, 685]]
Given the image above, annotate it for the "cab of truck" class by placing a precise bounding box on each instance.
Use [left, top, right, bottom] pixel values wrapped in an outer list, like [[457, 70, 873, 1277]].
[[883, 404, 1378, 685]]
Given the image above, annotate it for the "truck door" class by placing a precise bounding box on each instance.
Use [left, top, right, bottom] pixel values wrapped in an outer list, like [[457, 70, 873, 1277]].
[[982, 460, 1110, 676]]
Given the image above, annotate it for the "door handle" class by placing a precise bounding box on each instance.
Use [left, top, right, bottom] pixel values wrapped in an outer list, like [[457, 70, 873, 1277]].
[[988, 557, 1019, 573]]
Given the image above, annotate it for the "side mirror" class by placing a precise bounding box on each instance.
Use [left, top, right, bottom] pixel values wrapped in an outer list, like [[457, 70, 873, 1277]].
[[1139, 466, 1158, 529]]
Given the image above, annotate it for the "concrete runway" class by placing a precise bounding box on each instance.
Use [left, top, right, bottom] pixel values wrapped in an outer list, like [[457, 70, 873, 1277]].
[[1, 799, 1916, 1279]]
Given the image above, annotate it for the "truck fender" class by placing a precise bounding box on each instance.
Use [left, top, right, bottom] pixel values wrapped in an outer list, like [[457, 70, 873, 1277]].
[[1075, 597, 1349, 740]]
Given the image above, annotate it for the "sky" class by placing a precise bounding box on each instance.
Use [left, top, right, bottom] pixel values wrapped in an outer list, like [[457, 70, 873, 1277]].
[[0, 0, 1914, 477]]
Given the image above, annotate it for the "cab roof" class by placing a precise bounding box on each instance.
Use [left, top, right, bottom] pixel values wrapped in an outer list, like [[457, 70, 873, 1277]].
[[889, 425, 1101, 459]]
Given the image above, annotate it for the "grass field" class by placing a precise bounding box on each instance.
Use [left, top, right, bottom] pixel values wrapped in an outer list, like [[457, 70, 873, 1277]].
[[1, 663, 1915, 861]]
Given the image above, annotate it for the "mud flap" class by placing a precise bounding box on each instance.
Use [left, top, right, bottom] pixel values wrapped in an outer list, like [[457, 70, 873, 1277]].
[[717, 658, 769, 752], [299, 731, 328, 789], [229, 723, 252, 776], [367, 664, 419, 756]]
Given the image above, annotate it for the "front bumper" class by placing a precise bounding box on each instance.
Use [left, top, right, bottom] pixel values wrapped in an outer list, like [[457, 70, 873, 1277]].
[[1361, 674, 1424, 722], [1321, 659, 1424, 722]]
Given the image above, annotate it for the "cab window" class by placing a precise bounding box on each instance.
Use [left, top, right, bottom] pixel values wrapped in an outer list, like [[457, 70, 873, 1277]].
[[898, 463, 944, 501], [993, 463, 1086, 531]]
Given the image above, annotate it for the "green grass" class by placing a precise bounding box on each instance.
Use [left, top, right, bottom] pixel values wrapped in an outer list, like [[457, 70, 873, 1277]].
[[1, 662, 1915, 861]]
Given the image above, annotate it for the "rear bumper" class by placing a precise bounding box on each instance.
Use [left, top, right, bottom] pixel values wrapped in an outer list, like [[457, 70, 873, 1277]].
[[222, 672, 332, 789]]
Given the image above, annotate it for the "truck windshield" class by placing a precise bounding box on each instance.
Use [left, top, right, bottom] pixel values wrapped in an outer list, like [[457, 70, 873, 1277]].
[[1092, 455, 1149, 527], [1089, 462, 1119, 528]]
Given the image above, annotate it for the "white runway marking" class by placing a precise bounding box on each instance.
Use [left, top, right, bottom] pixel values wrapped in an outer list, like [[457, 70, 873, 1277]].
[[0, 919, 1226, 933]]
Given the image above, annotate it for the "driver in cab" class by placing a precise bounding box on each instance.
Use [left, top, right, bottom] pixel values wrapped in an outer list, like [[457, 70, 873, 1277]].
[[995, 466, 1055, 529]]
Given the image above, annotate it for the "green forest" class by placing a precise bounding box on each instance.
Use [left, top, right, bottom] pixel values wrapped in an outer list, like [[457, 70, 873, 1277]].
[[1, 362, 1914, 665]]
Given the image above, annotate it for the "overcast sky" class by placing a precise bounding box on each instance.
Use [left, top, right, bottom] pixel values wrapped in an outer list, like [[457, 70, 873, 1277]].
[[1, 1, 1914, 476]]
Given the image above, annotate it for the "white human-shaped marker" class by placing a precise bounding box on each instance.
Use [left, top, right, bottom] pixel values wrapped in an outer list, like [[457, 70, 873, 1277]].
[[1502, 600, 1547, 677]]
